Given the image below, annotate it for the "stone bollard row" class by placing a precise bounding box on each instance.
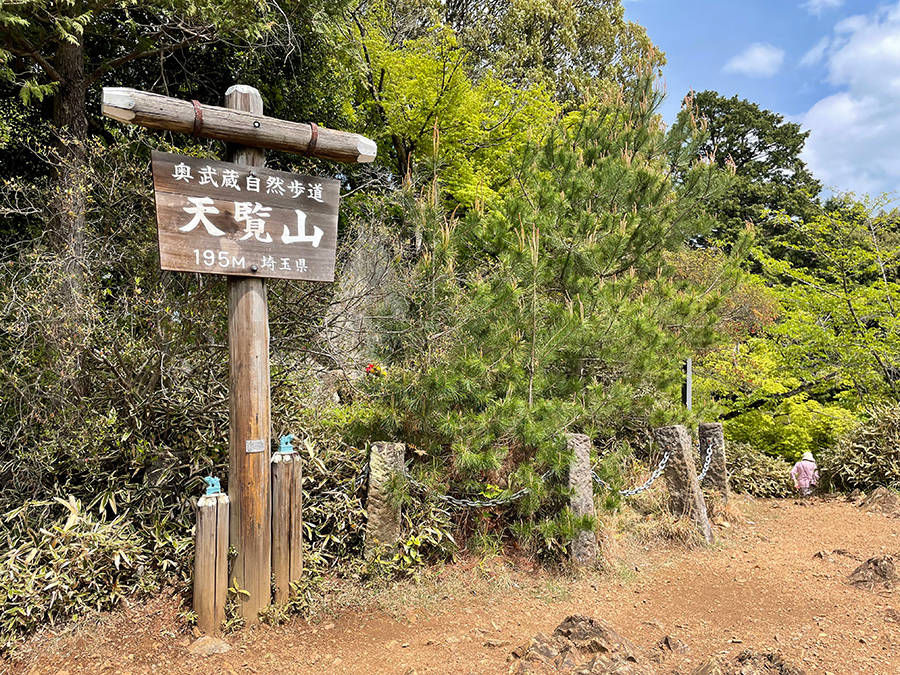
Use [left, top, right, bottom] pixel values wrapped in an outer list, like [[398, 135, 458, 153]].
[[567, 433, 598, 567], [699, 422, 729, 502]]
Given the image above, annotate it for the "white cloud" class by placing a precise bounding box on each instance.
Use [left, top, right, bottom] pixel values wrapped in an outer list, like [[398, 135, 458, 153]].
[[800, 37, 830, 67], [723, 43, 786, 78], [804, 0, 844, 16], [801, 3, 900, 196]]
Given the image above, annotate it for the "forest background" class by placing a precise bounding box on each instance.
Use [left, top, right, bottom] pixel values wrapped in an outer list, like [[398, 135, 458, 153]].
[[1, 0, 900, 652]]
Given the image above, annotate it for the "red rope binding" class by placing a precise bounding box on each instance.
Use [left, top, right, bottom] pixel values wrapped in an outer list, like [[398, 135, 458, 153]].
[[191, 100, 203, 137], [304, 122, 319, 157]]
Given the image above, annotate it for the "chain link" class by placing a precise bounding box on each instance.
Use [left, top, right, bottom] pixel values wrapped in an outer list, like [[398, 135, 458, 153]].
[[357, 440, 689, 509], [696, 438, 714, 483], [403, 466, 548, 509], [616, 450, 671, 497], [592, 438, 715, 497]]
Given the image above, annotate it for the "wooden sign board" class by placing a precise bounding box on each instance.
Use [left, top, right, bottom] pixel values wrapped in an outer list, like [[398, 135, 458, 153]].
[[151, 151, 340, 281]]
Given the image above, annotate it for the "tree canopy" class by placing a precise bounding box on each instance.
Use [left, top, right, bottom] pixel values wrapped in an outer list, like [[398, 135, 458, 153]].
[[677, 90, 822, 247]]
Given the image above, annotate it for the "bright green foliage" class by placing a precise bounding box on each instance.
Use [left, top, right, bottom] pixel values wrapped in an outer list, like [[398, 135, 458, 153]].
[[349, 7, 557, 204], [444, 0, 662, 98], [819, 405, 900, 491], [725, 395, 858, 462], [758, 199, 900, 403], [696, 338, 858, 460], [357, 73, 734, 552]]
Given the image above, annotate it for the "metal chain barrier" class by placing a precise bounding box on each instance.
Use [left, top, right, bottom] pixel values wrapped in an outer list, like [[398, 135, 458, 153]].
[[696, 438, 714, 483], [357, 440, 692, 508], [617, 450, 671, 497], [404, 465, 549, 509], [591, 450, 672, 497]]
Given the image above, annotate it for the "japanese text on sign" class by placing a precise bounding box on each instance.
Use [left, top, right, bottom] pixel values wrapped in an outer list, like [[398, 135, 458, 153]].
[[150, 151, 340, 282]]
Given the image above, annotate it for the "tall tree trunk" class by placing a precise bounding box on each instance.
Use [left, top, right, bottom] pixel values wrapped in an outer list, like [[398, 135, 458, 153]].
[[50, 35, 90, 396], [51, 35, 88, 280]]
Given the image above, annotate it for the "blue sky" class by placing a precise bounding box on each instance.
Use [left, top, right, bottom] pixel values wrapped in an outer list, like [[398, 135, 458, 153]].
[[623, 0, 900, 200]]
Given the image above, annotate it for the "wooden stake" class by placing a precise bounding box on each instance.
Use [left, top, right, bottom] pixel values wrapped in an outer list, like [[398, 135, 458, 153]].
[[195, 492, 230, 635], [226, 85, 271, 624], [271, 451, 303, 604], [102, 87, 376, 163]]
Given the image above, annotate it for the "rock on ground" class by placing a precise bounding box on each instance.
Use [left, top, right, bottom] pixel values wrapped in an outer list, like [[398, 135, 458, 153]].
[[847, 555, 898, 591], [508, 615, 652, 674], [859, 487, 900, 514], [691, 649, 807, 675]]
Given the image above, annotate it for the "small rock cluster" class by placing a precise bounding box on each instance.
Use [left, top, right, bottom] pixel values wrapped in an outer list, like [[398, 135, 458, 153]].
[[847, 555, 898, 591], [507, 616, 808, 675], [508, 615, 648, 674], [692, 649, 806, 675]]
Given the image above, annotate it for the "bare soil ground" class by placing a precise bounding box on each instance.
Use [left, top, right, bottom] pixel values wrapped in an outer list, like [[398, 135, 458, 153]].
[[8, 496, 900, 675]]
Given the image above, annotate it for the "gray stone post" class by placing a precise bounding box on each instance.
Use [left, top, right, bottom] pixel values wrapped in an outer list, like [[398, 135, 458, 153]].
[[365, 442, 406, 557], [699, 422, 729, 502], [567, 433, 597, 566], [653, 425, 713, 545]]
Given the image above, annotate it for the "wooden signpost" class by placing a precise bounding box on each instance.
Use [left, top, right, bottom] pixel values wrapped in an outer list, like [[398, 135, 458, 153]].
[[103, 85, 376, 625], [150, 152, 341, 281]]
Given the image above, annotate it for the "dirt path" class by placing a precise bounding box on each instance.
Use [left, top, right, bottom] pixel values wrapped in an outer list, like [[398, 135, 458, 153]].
[[9, 497, 900, 675]]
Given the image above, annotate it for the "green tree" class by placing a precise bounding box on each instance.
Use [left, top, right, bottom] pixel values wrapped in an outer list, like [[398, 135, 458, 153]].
[[0, 0, 281, 266], [347, 3, 557, 201], [677, 90, 821, 247], [758, 198, 900, 403], [442, 0, 661, 98], [360, 73, 735, 527]]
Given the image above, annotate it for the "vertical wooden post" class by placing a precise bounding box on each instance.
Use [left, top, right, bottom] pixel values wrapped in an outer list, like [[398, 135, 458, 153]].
[[272, 438, 303, 604], [225, 85, 271, 624], [195, 491, 230, 635]]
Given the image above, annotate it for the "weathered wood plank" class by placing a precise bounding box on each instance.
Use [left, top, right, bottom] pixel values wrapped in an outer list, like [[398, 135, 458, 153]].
[[227, 85, 272, 626], [102, 86, 376, 164], [289, 453, 303, 584], [195, 493, 229, 635], [150, 151, 339, 282], [194, 495, 217, 634], [271, 453, 292, 605], [213, 495, 229, 631]]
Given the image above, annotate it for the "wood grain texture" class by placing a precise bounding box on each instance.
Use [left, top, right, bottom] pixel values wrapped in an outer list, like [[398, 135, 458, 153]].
[[289, 453, 303, 584], [195, 493, 230, 635], [102, 86, 376, 163], [150, 151, 339, 282], [213, 495, 230, 631], [271, 453, 297, 604], [194, 496, 217, 634], [226, 85, 272, 625]]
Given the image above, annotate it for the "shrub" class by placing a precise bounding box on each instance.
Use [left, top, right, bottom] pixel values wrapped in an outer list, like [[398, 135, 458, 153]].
[[819, 405, 900, 492], [725, 395, 858, 462], [0, 497, 150, 654], [726, 441, 794, 497]]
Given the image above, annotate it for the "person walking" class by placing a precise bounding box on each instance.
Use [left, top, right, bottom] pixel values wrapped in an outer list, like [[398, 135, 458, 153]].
[[791, 451, 819, 496]]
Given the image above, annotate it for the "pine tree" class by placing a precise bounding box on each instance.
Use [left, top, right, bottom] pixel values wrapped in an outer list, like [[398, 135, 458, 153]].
[[359, 71, 737, 549]]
